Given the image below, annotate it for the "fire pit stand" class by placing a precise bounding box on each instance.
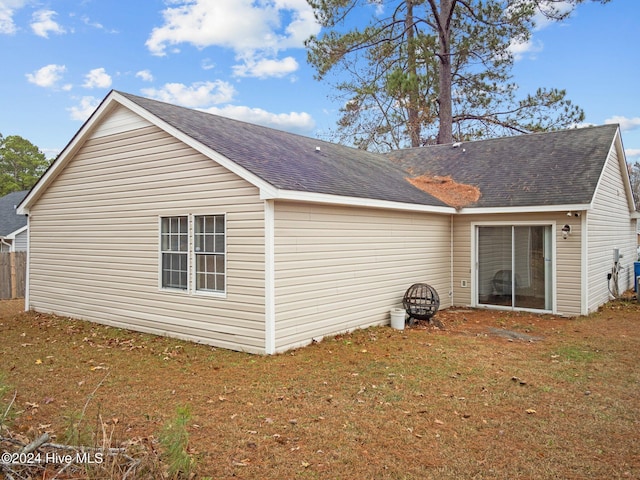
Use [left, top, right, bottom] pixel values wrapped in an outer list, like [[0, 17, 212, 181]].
[[402, 283, 440, 325]]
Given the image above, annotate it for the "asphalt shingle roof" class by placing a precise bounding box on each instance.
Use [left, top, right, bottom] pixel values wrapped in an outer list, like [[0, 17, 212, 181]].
[[0, 190, 28, 236], [117, 92, 619, 210], [385, 125, 619, 208], [118, 92, 449, 208]]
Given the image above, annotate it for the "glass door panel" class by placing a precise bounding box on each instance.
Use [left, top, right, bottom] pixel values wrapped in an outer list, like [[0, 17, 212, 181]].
[[477, 226, 512, 306], [477, 225, 551, 311], [514, 226, 545, 310]]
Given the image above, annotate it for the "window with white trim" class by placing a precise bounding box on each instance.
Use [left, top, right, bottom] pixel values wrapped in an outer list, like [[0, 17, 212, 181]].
[[194, 215, 226, 292], [161, 216, 188, 290], [160, 214, 226, 294]]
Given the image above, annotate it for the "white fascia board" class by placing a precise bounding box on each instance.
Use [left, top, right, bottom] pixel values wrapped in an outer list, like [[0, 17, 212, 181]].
[[18, 92, 120, 214], [260, 188, 457, 214], [457, 204, 592, 215], [6, 225, 28, 240], [113, 92, 277, 196], [591, 128, 636, 215], [613, 128, 637, 213]]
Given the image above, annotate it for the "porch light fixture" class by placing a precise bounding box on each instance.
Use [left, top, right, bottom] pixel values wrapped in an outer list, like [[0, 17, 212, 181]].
[[561, 224, 572, 239]]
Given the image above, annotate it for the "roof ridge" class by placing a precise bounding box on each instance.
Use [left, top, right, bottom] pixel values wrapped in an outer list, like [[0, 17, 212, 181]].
[[388, 123, 619, 153]]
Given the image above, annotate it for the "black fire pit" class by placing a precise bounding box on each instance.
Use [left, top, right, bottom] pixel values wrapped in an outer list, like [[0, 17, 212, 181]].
[[402, 283, 440, 324]]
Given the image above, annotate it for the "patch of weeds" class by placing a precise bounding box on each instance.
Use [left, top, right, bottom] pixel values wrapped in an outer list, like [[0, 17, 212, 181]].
[[62, 409, 94, 445], [0, 373, 16, 427], [554, 345, 598, 363], [159, 404, 195, 479]]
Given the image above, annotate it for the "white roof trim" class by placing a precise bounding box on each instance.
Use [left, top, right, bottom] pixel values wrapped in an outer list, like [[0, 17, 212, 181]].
[[18, 94, 119, 214], [262, 188, 457, 214], [19, 91, 629, 219], [18, 91, 279, 214], [613, 128, 637, 213], [112, 92, 279, 198], [589, 127, 636, 217], [457, 204, 592, 215], [6, 225, 28, 240]]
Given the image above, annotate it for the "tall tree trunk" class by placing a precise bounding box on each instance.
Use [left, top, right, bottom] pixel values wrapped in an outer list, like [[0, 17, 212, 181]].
[[434, 0, 454, 144], [406, 0, 421, 147]]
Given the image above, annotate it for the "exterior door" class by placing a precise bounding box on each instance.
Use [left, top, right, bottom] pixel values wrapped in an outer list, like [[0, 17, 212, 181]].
[[477, 225, 552, 311]]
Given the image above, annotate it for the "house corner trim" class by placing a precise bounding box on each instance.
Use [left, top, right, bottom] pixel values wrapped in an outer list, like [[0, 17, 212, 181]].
[[264, 200, 276, 354]]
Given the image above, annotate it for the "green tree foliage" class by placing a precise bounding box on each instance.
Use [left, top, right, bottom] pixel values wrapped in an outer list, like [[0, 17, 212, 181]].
[[0, 133, 51, 196], [306, 0, 609, 151]]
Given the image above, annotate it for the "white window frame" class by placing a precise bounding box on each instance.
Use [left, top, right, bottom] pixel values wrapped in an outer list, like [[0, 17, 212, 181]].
[[158, 214, 227, 297], [159, 215, 189, 291]]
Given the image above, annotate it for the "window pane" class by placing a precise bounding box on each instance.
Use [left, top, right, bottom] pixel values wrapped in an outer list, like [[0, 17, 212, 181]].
[[161, 216, 188, 253], [215, 216, 225, 233], [195, 253, 224, 292], [205, 216, 215, 233], [204, 236, 214, 252], [215, 255, 225, 274], [194, 234, 203, 253], [214, 235, 224, 253], [162, 252, 188, 290]]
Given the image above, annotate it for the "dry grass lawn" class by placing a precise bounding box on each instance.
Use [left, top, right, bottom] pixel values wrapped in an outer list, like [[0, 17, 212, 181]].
[[1, 298, 639, 479]]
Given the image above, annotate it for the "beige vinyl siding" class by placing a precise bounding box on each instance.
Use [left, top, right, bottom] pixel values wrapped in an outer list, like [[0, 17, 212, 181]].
[[587, 144, 637, 313], [273, 201, 451, 351], [452, 216, 472, 306], [27, 106, 267, 353], [452, 212, 583, 316]]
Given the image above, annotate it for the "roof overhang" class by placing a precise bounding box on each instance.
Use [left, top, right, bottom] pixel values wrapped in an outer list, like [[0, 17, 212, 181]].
[[457, 203, 592, 215], [18, 90, 279, 215], [611, 127, 636, 213], [260, 188, 457, 214], [5, 225, 28, 240]]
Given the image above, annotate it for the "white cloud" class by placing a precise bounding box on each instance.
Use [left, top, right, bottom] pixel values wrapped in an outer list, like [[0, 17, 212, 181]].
[[135, 69, 154, 82], [0, 0, 28, 34], [233, 56, 298, 78], [505, 1, 576, 61], [531, 1, 575, 30], [605, 116, 640, 132], [201, 58, 215, 71], [141, 81, 237, 107], [145, 0, 319, 78], [202, 104, 315, 134], [147, 0, 319, 55], [508, 38, 543, 61], [68, 96, 101, 121], [25, 64, 66, 88], [82, 67, 112, 89], [626, 149, 640, 160], [31, 9, 66, 38]]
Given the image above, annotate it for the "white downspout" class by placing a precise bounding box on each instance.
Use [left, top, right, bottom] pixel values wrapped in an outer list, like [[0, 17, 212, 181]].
[[450, 214, 454, 307], [23, 214, 30, 311]]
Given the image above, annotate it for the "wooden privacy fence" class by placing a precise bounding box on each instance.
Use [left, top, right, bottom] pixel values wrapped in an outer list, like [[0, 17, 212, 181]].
[[0, 251, 26, 300]]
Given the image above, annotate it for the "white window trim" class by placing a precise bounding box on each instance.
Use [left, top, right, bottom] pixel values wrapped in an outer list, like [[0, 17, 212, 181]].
[[158, 214, 227, 298]]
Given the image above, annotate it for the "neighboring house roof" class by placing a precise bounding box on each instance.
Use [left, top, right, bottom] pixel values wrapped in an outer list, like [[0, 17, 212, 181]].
[[385, 124, 621, 209], [0, 190, 28, 237], [116, 92, 449, 209]]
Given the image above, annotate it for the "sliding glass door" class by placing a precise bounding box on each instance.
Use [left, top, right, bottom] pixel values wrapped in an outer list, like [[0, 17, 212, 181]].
[[477, 225, 552, 311]]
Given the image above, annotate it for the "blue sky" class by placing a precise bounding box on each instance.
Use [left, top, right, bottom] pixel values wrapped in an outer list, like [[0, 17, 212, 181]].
[[1, 0, 638, 162]]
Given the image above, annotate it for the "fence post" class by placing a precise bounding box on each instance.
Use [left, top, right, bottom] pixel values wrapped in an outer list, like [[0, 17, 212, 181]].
[[10, 252, 16, 299]]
